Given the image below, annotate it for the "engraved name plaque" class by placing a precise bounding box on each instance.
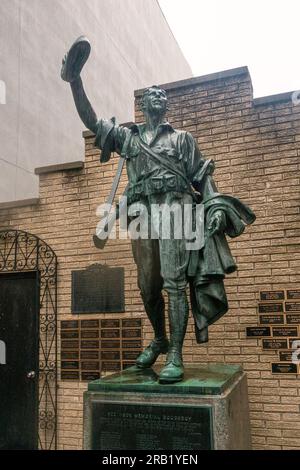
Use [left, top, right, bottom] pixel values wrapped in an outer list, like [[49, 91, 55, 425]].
[[91, 402, 213, 450], [72, 264, 125, 313]]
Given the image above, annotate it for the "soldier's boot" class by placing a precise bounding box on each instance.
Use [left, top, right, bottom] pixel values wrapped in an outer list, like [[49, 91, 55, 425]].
[[136, 295, 169, 368], [159, 291, 189, 384]]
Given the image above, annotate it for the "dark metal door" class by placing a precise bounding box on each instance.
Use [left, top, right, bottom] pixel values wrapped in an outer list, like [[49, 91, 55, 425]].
[[0, 271, 39, 450]]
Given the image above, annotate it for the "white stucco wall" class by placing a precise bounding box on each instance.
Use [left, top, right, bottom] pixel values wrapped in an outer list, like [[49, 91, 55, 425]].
[[0, 0, 192, 201]]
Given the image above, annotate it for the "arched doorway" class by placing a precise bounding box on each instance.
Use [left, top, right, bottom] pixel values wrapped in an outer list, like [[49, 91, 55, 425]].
[[0, 230, 57, 449]]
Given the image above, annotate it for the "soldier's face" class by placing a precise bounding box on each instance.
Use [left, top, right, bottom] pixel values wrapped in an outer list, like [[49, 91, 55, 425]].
[[143, 88, 167, 116]]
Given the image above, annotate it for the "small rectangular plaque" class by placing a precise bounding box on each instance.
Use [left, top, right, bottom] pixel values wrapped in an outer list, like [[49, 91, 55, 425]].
[[101, 329, 120, 339], [258, 303, 283, 313], [272, 327, 298, 337], [81, 361, 100, 371], [246, 327, 271, 337], [81, 372, 100, 381], [61, 361, 79, 370], [271, 363, 298, 374], [279, 351, 293, 362], [260, 291, 285, 301], [61, 320, 79, 329], [61, 351, 79, 360], [262, 339, 288, 350], [61, 340, 79, 350], [80, 340, 99, 350], [122, 340, 142, 349], [101, 351, 120, 360], [101, 319, 120, 329], [81, 330, 99, 339], [90, 402, 212, 450], [80, 351, 99, 360], [285, 302, 300, 312], [61, 371, 80, 380], [259, 315, 284, 325], [287, 290, 300, 300], [122, 328, 141, 339], [81, 320, 99, 329], [101, 340, 121, 349], [286, 314, 300, 324], [61, 330, 79, 339], [122, 319, 142, 328], [72, 264, 125, 314]]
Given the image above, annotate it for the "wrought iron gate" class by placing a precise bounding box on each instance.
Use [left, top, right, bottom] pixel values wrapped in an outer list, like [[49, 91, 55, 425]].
[[0, 230, 57, 449]]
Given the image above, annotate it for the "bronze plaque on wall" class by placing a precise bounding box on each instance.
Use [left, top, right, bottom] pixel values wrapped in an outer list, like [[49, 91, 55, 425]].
[[60, 318, 142, 381], [260, 291, 285, 301], [71, 264, 125, 313]]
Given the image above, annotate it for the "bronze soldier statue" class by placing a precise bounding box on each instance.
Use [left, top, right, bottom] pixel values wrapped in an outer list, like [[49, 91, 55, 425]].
[[61, 37, 255, 384]]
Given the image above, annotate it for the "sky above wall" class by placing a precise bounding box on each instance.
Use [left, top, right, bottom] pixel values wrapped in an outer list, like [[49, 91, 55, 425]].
[[158, 0, 300, 98]]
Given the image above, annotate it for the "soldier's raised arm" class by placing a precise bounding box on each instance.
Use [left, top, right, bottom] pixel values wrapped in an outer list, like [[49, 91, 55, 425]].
[[61, 37, 98, 134]]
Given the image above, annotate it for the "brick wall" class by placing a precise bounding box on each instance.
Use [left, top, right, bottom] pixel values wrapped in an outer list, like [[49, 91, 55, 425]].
[[0, 67, 300, 449]]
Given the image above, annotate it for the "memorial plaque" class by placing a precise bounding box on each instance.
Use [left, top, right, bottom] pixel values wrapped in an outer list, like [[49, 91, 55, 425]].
[[61, 371, 80, 380], [101, 351, 120, 361], [260, 291, 285, 301], [287, 290, 300, 300], [101, 319, 120, 329], [81, 330, 99, 339], [271, 363, 298, 374], [81, 361, 100, 371], [122, 328, 141, 339], [246, 327, 271, 337], [101, 340, 120, 349], [61, 340, 79, 350], [101, 329, 120, 339], [61, 361, 79, 370], [61, 320, 79, 329], [258, 303, 283, 313], [122, 340, 142, 349], [285, 302, 300, 312], [288, 338, 300, 348], [102, 361, 121, 372], [80, 351, 99, 360], [122, 351, 140, 361], [61, 330, 79, 339], [91, 402, 212, 450], [81, 319, 99, 329], [72, 264, 125, 313], [259, 315, 284, 325], [62, 351, 79, 360], [82, 372, 100, 381], [279, 351, 293, 362], [262, 339, 288, 350], [122, 319, 142, 328], [81, 340, 99, 349], [272, 327, 298, 337], [286, 314, 300, 324]]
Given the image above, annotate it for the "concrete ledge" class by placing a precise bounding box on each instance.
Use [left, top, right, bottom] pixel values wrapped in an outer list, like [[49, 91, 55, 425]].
[[253, 91, 293, 107], [134, 66, 250, 97], [35, 161, 84, 175], [0, 198, 40, 210]]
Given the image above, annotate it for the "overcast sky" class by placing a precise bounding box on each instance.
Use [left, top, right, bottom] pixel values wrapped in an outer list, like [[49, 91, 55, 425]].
[[158, 0, 300, 98]]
